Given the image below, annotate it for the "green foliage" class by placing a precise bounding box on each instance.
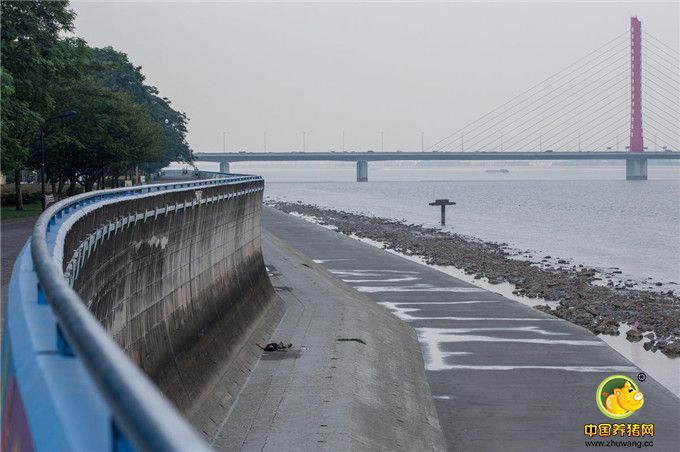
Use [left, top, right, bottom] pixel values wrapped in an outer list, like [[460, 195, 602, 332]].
[[46, 75, 163, 190], [93, 47, 193, 169], [1, 1, 192, 199], [1, 0, 76, 171]]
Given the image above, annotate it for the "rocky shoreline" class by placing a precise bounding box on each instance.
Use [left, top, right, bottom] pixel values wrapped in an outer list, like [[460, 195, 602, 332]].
[[269, 201, 680, 358]]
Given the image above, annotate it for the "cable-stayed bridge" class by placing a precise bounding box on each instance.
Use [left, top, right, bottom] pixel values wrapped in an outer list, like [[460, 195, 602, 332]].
[[195, 18, 679, 181]]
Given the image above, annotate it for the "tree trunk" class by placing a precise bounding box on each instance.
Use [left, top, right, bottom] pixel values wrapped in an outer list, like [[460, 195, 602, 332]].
[[14, 168, 24, 211], [83, 177, 94, 192], [67, 176, 78, 196], [50, 178, 57, 199], [57, 176, 65, 200]]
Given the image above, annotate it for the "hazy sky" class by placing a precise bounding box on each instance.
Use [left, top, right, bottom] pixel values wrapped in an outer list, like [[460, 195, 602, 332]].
[[70, 1, 679, 152]]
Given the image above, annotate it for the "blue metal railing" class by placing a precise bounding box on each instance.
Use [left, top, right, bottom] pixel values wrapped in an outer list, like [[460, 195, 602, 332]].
[[3, 172, 262, 451]]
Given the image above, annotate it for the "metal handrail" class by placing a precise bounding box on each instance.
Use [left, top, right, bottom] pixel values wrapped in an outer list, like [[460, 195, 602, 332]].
[[29, 173, 262, 451]]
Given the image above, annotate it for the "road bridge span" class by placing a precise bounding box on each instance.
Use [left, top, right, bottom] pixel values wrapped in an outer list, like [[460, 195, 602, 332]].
[[195, 151, 680, 181]]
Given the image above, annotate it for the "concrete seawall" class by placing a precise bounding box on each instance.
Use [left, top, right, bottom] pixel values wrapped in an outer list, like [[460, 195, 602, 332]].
[[62, 180, 283, 420], [2, 175, 272, 449]]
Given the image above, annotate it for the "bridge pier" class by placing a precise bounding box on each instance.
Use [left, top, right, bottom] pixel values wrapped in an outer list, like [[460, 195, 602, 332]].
[[626, 156, 647, 180], [219, 161, 230, 173], [356, 160, 368, 182]]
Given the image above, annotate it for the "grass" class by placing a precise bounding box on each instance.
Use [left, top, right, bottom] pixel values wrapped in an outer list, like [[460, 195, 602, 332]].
[[1, 202, 43, 220]]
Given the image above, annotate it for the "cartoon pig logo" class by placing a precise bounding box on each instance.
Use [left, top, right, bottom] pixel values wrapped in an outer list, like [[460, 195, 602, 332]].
[[596, 375, 645, 419]]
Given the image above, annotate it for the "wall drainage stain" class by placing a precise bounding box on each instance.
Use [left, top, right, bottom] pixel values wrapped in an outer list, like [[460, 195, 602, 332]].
[[336, 338, 366, 345]]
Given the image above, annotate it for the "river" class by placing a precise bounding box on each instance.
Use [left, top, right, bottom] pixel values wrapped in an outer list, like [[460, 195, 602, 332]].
[[220, 162, 680, 289]]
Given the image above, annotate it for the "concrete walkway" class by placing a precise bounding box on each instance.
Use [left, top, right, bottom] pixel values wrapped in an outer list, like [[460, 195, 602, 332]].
[[210, 227, 446, 451], [262, 207, 680, 451]]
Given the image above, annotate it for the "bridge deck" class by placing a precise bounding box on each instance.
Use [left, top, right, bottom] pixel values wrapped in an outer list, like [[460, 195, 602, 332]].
[[261, 207, 680, 451], [195, 151, 680, 162]]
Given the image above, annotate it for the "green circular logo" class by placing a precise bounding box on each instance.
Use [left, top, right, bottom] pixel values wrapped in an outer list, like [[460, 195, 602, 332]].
[[596, 375, 644, 419]]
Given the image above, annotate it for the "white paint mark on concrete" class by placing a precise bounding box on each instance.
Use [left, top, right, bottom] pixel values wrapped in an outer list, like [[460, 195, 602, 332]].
[[313, 259, 351, 264], [356, 284, 484, 293], [439, 365, 638, 372], [342, 276, 421, 283], [329, 269, 420, 275], [416, 327, 606, 371], [384, 301, 504, 305], [377, 302, 557, 322], [433, 395, 452, 400], [378, 301, 561, 322]]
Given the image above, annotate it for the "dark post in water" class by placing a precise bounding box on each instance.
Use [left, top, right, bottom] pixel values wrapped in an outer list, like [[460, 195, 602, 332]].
[[429, 199, 456, 225]]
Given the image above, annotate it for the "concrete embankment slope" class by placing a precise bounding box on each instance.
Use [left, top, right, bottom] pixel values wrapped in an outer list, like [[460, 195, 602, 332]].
[[62, 180, 285, 423], [210, 229, 446, 450], [262, 206, 680, 451]]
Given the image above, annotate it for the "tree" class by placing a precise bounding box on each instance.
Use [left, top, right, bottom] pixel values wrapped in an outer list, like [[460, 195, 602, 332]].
[[92, 47, 193, 170], [1, 0, 76, 209], [3, 2, 187, 202], [46, 76, 163, 193]]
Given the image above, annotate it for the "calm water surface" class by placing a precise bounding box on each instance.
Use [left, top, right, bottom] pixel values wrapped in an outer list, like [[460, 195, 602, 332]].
[[224, 163, 680, 286]]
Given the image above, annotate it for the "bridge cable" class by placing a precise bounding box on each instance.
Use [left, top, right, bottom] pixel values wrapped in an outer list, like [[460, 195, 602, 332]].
[[575, 110, 630, 152], [644, 124, 680, 150], [464, 54, 630, 150], [546, 101, 629, 151], [484, 68, 629, 151], [546, 99, 629, 151], [449, 52, 630, 151], [642, 46, 680, 75], [501, 83, 629, 151], [642, 31, 680, 58], [513, 84, 630, 151], [642, 63, 680, 93], [644, 116, 680, 144], [469, 61, 630, 151], [642, 82, 680, 113], [644, 98, 680, 123], [642, 91, 680, 125], [428, 35, 628, 151], [434, 44, 629, 151], [498, 79, 629, 152], [578, 123, 630, 152], [425, 31, 628, 150], [643, 105, 680, 136], [513, 97, 628, 152]]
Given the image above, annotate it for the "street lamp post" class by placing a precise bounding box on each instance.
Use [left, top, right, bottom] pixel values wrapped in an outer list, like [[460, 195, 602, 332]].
[[40, 110, 77, 210]]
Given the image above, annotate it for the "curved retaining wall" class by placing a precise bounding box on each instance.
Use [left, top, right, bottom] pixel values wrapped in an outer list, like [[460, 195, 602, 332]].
[[1, 173, 275, 450]]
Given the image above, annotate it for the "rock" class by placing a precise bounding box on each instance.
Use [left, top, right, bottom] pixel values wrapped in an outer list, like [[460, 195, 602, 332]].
[[586, 306, 599, 316], [644, 332, 656, 340], [626, 329, 643, 342], [661, 341, 680, 357]]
